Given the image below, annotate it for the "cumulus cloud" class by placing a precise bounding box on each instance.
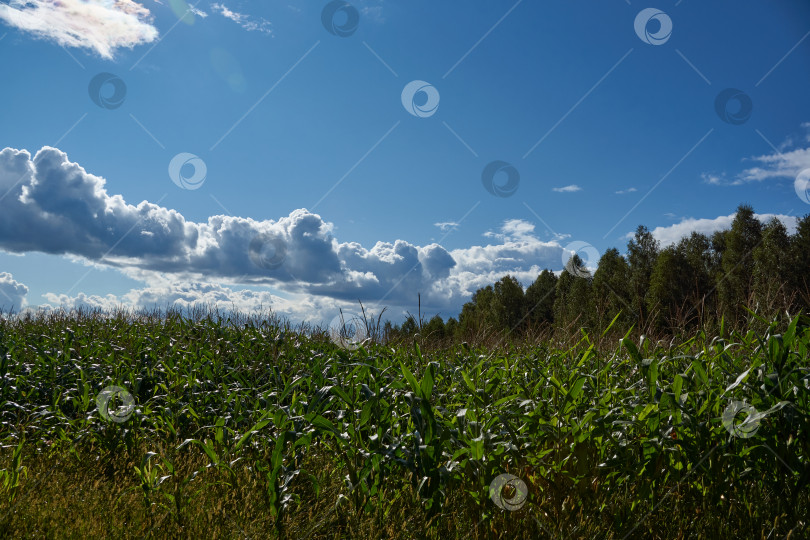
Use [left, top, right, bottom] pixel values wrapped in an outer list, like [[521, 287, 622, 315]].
[[211, 3, 272, 34], [615, 187, 637, 194], [451, 220, 568, 296], [0, 272, 28, 311], [0, 147, 580, 318], [0, 0, 158, 58], [552, 184, 582, 193], [627, 213, 799, 247]]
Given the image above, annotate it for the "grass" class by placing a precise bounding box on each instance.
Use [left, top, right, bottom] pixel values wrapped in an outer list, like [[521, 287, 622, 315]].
[[0, 306, 808, 538]]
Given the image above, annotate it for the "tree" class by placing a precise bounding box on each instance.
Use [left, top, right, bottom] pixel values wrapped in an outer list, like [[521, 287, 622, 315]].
[[524, 270, 557, 329], [554, 255, 593, 332], [491, 275, 526, 332], [423, 315, 446, 341], [627, 225, 660, 329], [790, 214, 810, 310], [447, 205, 806, 340], [647, 246, 690, 331], [383, 320, 394, 342], [591, 248, 632, 331], [753, 218, 792, 316], [675, 232, 715, 327], [718, 204, 762, 324], [458, 285, 496, 339], [445, 317, 459, 341], [401, 315, 418, 336]]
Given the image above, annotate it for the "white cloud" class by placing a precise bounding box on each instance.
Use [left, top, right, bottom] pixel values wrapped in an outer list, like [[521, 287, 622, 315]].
[[706, 124, 810, 186], [0, 272, 28, 312], [188, 6, 208, 19], [0, 0, 158, 58], [736, 147, 810, 184], [701, 172, 727, 185], [627, 213, 799, 247], [211, 3, 272, 34], [41, 281, 342, 323], [0, 147, 579, 318], [434, 221, 459, 233], [615, 187, 637, 194], [552, 184, 582, 193], [450, 219, 568, 297]]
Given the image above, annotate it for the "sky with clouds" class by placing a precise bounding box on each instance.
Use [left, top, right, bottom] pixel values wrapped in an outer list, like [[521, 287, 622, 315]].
[[0, 0, 808, 324]]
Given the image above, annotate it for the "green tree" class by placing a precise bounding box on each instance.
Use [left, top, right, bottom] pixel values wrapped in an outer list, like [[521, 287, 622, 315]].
[[524, 270, 557, 329], [718, 204, 762, 324], [675, 232, 716, 328], [627, 225, 660, 330], [445, 317, 459, 341], [491, 275, 526, 332], [753, 218, 792, 316], [591, 248, 632, 331], [400, 315, 418, 336], [554, 255, 593, 332], [790, 214, 810, 310], [423, 315, 446, 341], [458, 285, 496, 338], [383, 320, 395, 342], [647, 246, 690, 332]]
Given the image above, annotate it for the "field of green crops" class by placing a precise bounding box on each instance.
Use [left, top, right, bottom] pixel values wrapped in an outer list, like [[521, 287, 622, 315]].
[[1, 308, 808, 538]]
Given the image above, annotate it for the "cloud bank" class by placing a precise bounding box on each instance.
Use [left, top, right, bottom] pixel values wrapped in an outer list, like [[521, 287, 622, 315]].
[[41, 281, 339, 323], [0, 147, 570, 317]]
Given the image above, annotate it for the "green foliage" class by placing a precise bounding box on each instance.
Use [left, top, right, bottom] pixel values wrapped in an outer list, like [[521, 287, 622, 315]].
[[592, 248, 632, 331], [525, 269, 557, 329], [647, 246, 690, 331], [553, 254, 593, 332], [423, 315, 446, 341], [627, 225, 660, 328], [753, 218, 793, 313], [719, 204, 763, 325], [0, 307, 807, 537], [428, 206, 808, 346]]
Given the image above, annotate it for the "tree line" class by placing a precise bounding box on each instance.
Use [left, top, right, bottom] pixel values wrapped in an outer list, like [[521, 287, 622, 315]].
[[383, 205, 810, 343]]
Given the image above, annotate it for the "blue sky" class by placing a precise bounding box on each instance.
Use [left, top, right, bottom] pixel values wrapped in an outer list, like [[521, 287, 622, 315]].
[[1, 0, 809, 324]]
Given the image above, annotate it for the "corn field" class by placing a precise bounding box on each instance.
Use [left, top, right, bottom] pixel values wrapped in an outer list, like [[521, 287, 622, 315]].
[[0, 308, 808, 538]]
